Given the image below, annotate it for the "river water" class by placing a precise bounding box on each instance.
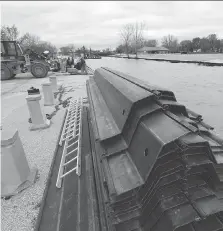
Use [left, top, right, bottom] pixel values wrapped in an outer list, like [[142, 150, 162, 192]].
[[87, 57, 223, 137]]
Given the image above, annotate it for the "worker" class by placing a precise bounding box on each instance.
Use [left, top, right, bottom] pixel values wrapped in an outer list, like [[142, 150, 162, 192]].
[[80, 56, 87, 74], [57, 59, 61, 71], [42, 50, 50, 58], [66, 57, 72, 72], [73, 55, 87, 74], [71, 57, 75, 67]]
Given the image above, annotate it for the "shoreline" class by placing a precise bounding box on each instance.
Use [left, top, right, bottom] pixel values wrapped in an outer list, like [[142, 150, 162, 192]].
[[109, 54, 223, 67]]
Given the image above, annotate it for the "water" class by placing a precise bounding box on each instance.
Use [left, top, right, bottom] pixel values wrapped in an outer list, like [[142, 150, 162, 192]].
[[87, 57, 223, 137]]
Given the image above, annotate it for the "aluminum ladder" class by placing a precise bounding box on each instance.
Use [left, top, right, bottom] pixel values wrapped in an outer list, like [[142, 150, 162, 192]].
[[56, 97, 83, 188]]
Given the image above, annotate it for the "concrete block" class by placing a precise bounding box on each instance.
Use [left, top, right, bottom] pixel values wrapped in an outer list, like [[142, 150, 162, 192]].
[[26, 94, 51, 131], [49, 76, 58, 92], [1, 128, 38, 197], [42, 83, 55, 106], [67, 68, 79, 75]]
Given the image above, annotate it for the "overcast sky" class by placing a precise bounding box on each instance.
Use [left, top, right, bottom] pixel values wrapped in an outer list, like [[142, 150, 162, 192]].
[[1, 1, 223, 50]]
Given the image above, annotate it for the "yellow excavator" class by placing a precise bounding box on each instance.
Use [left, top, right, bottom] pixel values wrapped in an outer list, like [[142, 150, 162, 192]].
[[1, 40, 50, 80]]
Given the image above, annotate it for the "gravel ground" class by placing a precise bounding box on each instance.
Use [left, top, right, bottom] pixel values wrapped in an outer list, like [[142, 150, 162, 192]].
[[1, 72, 89, 231]]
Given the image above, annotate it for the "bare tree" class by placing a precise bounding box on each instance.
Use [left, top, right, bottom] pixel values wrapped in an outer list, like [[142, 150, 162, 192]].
[[19, 33, 40, 50], [1, 24, 19, 40], [116, 44, 125, 54], [67, 44, 76, 56], [200, 37, 211, 52], [143, 39, 158, 47], [120, 24, 133, 58], [19, 33, 57, 55], [192, 37, 201, 52], [1, 24, 57, 57], [60, 46, 71, 55], [207, 34, 218, 51], [162, 34, 179, 52], [220, 39, 223, 53], [132, 21, 147, 58], [180, 40, 193, 52]]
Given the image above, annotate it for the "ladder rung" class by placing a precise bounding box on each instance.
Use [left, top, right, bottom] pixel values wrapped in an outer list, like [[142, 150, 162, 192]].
[[65, 121, 72, 127], [67, 140, 78, 148], [65, 124, 74, 130], [66, 117, 76, 124], [66, 121, 75, 127], [67, 134, 74, 140], [69, 100, 77, 104], [61, 166, 77, 178], [63, 130, 74, 138], [72, 131, 80, 137], [66, 147, 78, 156], [69, 107, 77, 112], [70, 103, 77, 107], [68, 135, 77, 141], [69, 109, 77, 113], [66, 118, 76, 125], [64, 128, 74, 134], [66, 122, 75, 127], [67, 113, 74, 118], [63, 156, 77, 166]]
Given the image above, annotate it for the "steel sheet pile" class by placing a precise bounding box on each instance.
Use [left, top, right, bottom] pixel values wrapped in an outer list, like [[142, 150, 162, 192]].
[[86, 67, 223, 231]]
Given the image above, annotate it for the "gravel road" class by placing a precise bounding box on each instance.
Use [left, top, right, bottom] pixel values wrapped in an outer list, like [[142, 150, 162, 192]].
[[1, 72, 89, 231]]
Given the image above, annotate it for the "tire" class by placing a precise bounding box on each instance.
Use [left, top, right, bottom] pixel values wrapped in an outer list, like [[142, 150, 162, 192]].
[[1, 63, 13, 80], [31, 62, 48, 78]]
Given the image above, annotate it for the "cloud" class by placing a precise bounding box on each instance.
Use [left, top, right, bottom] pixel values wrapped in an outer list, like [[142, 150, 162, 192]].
[[1, 1, 223, 49]]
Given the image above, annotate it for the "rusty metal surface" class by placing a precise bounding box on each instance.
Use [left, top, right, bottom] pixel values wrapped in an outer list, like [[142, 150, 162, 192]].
[[86, 67, 223, 231]]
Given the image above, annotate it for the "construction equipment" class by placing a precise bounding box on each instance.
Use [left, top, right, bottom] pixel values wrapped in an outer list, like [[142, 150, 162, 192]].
[[1, 40, 50, 80]]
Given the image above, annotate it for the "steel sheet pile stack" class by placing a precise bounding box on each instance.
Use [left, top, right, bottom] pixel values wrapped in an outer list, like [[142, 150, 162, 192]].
[[87, 67, 223, 231]]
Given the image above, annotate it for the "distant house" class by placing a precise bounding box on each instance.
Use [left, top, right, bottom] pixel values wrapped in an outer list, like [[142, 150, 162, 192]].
[[137, 46, 169, 54]]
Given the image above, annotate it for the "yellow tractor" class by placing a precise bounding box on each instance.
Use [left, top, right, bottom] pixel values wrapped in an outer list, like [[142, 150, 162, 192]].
[[1, 40, 50, 80]]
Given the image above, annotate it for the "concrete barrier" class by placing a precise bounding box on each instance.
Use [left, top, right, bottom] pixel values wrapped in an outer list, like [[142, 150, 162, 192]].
[[49, 76, 58, 93], [42, 83, 55, 106], [1, 128, 38, 197], [67, 67, 79, 75], [26, 94, 51, 130]]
